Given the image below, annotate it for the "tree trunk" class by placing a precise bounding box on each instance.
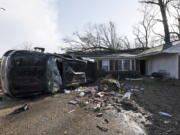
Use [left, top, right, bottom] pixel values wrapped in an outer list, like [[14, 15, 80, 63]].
[[178, 18, 180, 39], [158, 0, 171, 48]]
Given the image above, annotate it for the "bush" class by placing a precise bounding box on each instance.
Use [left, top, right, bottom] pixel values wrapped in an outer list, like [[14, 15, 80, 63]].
[[96, 70, 141, 80], [111, 71, 141, 79], [96, 69, 107, 78], [151, 72, 164, 79]]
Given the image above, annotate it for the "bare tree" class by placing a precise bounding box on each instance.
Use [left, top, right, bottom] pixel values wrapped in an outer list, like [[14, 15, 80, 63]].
[[140, 0, 173, 48], [170, 0, 180, 40], [0, 7, 5, 11], [119, 36, 131, 49], [63, 22, 131, 52], [133, 5, 156, 48], [17, 42, 33, 50], [0, 7, 6, 14]]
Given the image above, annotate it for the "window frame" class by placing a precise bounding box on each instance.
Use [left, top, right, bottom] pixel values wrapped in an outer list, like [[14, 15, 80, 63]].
[[102, 60, 110, 71]]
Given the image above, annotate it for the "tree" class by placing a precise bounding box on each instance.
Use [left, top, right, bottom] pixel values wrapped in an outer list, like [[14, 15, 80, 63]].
[[0, 7, 6, 11], [170, 0, 180, 40], [63, 22, 131, 52], [140, 0, 173, 48], [133, 5, 156, 48], [17, 41, 33, 50]]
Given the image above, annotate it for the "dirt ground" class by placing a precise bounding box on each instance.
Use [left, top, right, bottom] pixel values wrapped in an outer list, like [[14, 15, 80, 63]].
[[0, 78, 180, 135], [128, 79, 180, 135], [0, 91, 148, 135]]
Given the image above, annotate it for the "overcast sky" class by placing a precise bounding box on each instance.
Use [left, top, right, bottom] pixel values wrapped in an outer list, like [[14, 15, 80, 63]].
[[0, 0, 141, 56]]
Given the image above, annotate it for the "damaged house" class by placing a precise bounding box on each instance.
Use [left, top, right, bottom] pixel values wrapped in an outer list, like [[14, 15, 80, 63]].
[[67, 48, 144, 79], [68, 48, 144, 73], [137, 41, 180, 79], [69, 40, 180, 79], [1, 40, 180, 97]]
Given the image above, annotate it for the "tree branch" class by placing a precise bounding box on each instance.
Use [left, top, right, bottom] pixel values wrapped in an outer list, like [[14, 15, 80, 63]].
[[140, 0, 159, 5]]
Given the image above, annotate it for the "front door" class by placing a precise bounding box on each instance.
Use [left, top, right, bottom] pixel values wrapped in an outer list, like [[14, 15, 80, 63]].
[[140, 60, 146, 75]]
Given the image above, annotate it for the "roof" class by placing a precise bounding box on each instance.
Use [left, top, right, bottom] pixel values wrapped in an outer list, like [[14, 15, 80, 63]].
[[91, 53, 136, 59], [137, 45, 163, 57], [66, 47, 146, 58], [65, 40, 180, 59], [137, 40, 180, 57], [91, 41, 180, 59], [163, 41, 180, 53]]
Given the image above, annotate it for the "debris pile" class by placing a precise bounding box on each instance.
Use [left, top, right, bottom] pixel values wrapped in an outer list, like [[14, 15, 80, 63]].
[[66, 78, 150, 133]]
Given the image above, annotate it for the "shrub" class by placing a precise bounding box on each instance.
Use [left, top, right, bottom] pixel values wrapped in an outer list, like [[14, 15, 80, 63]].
[[96, 69, 107, 78], [151, 72, 164, 79], [96, 70, 141, 80], [112, 71, 141, 80]]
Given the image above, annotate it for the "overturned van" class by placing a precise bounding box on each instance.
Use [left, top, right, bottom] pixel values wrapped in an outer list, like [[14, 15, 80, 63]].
[[0, 50, 96, 97]]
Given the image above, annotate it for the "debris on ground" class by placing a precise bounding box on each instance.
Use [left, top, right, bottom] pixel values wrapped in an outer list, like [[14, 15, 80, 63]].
[[104, 119, 109, 124], [158, 112, 172, 117], [120, 100, 138, 111], [62, 79, 151, 135], [9, 104, 29, 115], [1, 78, 180, 135], [96, 91, 114, 97], [75, 87, 84, 92], [65, 78, 145, 116], [98, 78, 121, 91], [68, 100, 78, 105], [96, 113, 103, 117], [68, 110, 75, 113], [79, 92, 85, 97], [125, 78, 143, 81], [64, 90, 71, 94], [164, 120, 170, 124], [123, 92, 132, 99], [96, 125, 108, 132]]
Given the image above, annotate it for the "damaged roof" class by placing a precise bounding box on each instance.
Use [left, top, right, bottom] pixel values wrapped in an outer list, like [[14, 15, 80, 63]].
[[137, 45, 163, 57], [88, 41, 180, 59], [163, 41, 180, 53], [90, 53, 136, 59], [65, 40, 180, 59], [137, 40, 180, 57], [66, 47, 146, 58]]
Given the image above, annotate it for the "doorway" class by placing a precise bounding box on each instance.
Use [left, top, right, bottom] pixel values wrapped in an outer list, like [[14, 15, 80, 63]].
[[140, 60, 146, 75]]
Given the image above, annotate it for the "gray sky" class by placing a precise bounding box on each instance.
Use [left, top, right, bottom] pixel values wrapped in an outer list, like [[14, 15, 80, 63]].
[[0, 0, 141, 56]]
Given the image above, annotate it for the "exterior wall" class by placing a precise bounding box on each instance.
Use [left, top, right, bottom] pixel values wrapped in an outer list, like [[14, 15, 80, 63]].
[[145, 53, 179, 79]]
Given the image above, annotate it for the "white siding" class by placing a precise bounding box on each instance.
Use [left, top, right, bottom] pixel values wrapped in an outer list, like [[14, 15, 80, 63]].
[[146, 54, 179, 79]]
